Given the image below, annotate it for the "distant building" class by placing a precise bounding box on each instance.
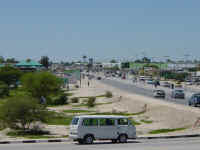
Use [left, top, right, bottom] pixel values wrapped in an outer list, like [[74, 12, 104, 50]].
[[15, 60, 43, 71]]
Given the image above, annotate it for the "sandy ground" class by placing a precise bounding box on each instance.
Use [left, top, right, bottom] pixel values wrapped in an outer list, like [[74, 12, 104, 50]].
[[2, 77, 200, 140], [49, 77, 200, 137]]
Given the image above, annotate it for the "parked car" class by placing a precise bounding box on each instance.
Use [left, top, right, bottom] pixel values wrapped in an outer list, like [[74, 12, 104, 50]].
[[69, 115, 136, 144], [153, 90, 165, 98], [171, 89, 185, 99], [188, 93, 200, 107]]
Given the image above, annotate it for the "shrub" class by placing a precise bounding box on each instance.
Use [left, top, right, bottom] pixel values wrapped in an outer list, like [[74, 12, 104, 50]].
[[87, 97, 96, 107], [0, 96, 50, 130], [47, 94, 68, 106], [75, 85, 79, 88], [71, 97, 79, 103], [105, 91, 113, 98], [53, 94, 68, 105], [0, 81, 9, 97]]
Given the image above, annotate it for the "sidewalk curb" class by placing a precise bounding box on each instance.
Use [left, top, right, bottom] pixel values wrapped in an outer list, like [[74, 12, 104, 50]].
[[1, 134, 200, 144], [137, 134, 200, 140], [0, 139, 71, 144]]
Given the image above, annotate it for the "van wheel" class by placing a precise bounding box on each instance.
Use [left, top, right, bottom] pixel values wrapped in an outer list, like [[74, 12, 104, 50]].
[[77, 139, 84, 144], [118, 134, 127, 143], [111, 139, 118, 143], [84, 135, 94, 144]]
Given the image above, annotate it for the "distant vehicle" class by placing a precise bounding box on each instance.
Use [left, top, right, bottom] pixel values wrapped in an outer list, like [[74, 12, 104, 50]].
[[69, 115, 136, 144], [153, 90, 165, 98], [146, 79, 154, 84], [162, 82, 171, 88], [171, 89, 185, 99], [185, 81, 193, 85], [97, 76, 102, 80], [188, 93, 200, 107]]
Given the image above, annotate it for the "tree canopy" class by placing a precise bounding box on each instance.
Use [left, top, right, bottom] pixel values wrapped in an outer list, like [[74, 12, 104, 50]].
[[21, 72, 62, 98]]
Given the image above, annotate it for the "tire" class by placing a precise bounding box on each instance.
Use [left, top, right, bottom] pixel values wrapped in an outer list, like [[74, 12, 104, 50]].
[[78, 139, 84, 144], [84, 135, 94, 144], [118, 134, 127, 143], [111, 139, 118, 143]]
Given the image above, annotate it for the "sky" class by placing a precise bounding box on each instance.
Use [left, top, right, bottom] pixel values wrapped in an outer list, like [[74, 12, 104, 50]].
[[0, 0, 200, 62]]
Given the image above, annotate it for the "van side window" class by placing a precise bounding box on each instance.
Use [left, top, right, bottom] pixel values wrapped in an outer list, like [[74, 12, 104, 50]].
[[118, 118, 128, 125], [99, 118, 115, 126], [82, 118, 98, 126]]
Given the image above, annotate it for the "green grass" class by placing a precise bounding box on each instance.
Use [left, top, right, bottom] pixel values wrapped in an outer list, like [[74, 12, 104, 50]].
[[149, 128, 187, 134], [7, 131, 57, 139], [140, 119, 153, 124], [63, 109, 94, 113], [95, 102, 113, 106], [46, 113, 73, 126], [65, 93, 74, 97], [90, 111, 145, 116], [130, 119, 141, 126]]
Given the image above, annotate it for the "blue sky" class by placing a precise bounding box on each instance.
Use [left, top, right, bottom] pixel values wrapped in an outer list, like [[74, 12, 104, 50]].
[[0, 0, 200, 62]]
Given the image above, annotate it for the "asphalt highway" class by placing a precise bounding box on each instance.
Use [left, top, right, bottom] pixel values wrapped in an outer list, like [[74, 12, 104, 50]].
[[1, 138, 200, 150], [100, 78, 194, 106]]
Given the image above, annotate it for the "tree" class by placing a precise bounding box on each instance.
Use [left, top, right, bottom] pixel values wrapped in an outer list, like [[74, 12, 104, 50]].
[[0, 96, 49, 130], [6, 58, 18, 63], [82, 55, 87, 63], [142, 57, 151, 63], [40, 56, 50, 69], [21, 72, 62, 99], [0, 66, 23, 87], [0, 56, 5, 63], [110, 59, 117, 63]]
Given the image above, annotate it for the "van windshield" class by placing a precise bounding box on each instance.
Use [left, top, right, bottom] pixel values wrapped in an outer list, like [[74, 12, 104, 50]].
[[71, 118, 79, 125]]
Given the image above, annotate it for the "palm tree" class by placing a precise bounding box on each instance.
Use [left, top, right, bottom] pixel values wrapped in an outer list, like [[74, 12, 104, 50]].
[[82, 55, 87, 63]]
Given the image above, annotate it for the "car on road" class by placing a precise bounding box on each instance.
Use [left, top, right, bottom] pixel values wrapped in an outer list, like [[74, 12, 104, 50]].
[[153, 90, 165, 98], [171, 89, 185, 99], [69, 115, 136, 144], [146, 79, 154, 84], [188, 93, 200, 107]]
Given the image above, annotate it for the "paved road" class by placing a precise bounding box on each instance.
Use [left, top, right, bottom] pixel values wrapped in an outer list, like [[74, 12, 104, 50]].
[[100, 78, 195, 106], [1, 138, 200, 150]]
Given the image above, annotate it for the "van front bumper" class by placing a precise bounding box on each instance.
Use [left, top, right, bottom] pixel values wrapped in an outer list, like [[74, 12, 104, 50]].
[[69, 134, 79, 140]]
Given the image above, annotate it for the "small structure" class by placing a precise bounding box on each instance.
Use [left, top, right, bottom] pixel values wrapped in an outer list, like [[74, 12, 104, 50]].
[[15, 60, 43, 71]]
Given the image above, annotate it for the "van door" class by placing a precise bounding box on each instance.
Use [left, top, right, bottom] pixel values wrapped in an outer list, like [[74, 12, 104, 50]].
[[97, 118, 118, 139], [117, 118, 136, 138]]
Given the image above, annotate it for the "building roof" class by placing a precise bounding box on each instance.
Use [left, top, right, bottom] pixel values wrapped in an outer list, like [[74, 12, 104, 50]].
[[16, 60, 42, 67]]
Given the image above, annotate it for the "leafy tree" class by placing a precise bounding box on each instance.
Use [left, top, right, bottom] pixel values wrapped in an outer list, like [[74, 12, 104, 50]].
[[82, 55, 87, 63], [6, 58, 18, 63], [0, 96, 49, 130], [110, 59, 117, 63], [40, 56, 50, 69], [0, 56, 5, 63], [0, 81, 9, 97], [21, 72, 62, 99], [0, 66, 23, 87]]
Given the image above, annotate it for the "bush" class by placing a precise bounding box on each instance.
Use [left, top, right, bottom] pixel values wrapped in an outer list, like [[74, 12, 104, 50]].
[[0, 96, 50, 130], [0, 81, 9, 97], [105, 91, 113, 98], [71, 97, 79, 103], [87, 97, 96, 107], [47, 94, 68, 106]]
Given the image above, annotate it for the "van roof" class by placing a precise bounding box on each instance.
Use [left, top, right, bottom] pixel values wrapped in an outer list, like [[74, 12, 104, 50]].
[[74, 115, 129, 119]]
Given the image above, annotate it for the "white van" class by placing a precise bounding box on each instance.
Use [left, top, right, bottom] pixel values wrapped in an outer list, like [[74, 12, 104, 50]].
[[69, 115, 136, 144]]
